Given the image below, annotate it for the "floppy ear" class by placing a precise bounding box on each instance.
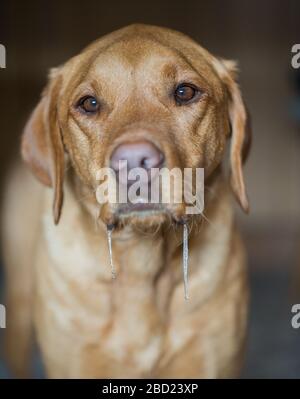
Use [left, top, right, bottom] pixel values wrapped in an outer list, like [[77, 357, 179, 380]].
[[21, 69, 64, 224], [214, 59, 252, 213]]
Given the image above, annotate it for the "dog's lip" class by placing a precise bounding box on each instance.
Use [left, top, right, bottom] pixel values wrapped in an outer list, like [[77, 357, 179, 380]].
[[102, 202, 188, 226], [117, 202, 165, 216]]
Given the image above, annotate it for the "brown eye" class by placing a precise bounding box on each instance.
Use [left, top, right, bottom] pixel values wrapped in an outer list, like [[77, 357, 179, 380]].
[[78, 96, 99, 113], [174, 84, 198, 105]]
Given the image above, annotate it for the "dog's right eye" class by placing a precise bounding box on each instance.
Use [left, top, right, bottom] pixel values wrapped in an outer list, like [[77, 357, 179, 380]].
[[78, 96, 100, 114]]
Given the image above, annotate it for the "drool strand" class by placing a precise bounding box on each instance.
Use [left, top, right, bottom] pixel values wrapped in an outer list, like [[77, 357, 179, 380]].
[[107, 225, 116, 279], [183, 222, 189, 300]]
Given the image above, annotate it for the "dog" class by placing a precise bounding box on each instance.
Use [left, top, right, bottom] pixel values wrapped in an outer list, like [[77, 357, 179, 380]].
[[2, 24, 251, 378]]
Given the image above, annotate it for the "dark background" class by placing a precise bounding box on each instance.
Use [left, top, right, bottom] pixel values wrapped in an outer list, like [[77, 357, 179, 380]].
[[0, 0, 300, 378]]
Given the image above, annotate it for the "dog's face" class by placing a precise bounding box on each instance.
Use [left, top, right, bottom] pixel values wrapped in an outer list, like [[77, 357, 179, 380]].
[[22, 24, 251, 228]]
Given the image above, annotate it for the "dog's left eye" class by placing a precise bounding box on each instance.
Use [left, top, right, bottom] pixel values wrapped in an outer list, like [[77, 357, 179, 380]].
[[174, 84, 198, 105], [78, 96, 100, 114]]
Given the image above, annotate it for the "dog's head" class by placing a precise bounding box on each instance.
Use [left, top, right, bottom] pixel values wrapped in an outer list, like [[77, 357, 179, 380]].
[[21, 24, 251, 229]]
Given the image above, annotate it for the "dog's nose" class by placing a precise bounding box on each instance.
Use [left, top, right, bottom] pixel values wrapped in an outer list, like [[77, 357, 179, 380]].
[[110, 140, 164, 174]]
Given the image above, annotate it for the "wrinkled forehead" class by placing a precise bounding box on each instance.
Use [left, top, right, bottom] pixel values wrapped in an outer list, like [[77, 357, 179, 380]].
[[62, 28, 224, 98], [94, 40, 212, 85]]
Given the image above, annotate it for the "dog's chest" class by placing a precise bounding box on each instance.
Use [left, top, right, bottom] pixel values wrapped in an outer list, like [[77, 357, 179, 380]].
[[37, 261, 166, 377], [37, 212, 169, 377], [37, 193, 235, 377]]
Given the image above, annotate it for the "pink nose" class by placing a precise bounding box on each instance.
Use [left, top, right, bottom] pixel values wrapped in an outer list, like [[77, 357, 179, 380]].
[[110, 141, 164, 175]]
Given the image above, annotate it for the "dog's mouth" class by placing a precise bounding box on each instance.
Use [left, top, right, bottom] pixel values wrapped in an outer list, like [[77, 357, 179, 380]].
[[99, 198, 188, 230], [109, 202, 175, 230], [117, 202, 164, 216]]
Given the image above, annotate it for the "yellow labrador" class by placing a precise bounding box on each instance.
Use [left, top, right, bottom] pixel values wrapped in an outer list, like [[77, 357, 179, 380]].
[[2, 24, 251, 378]]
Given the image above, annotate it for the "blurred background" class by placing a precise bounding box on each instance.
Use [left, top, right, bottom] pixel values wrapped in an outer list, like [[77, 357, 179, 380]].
[[0, 0, 300, 378]]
